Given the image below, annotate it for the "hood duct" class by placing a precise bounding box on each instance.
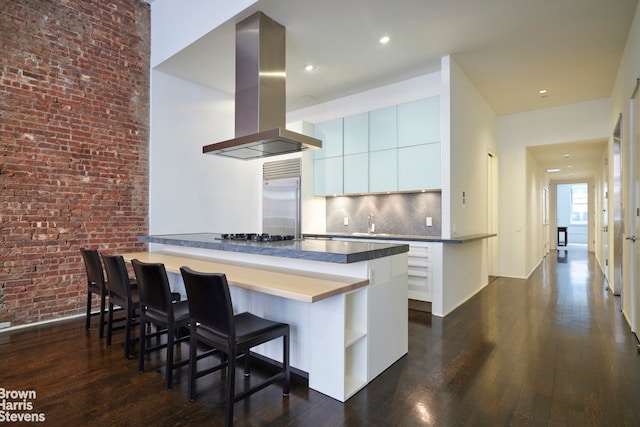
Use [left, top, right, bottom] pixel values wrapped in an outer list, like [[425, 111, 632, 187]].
[[203, 12, 322, 160]]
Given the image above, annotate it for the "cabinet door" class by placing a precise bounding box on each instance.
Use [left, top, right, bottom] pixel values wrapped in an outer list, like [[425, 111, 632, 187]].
[[344, 112, 369, 155], [314, 156, 343, 195], [369, 106, 397, 152], [398, 142, 441, 191], [397, 96, 440, 147], [369, 149, 397, 192], [314, 118, 343, 159], [344, 153, 368, 194]]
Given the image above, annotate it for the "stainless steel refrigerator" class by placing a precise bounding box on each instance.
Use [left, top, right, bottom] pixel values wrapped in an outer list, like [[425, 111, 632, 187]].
[[262, 160, 301, 239]]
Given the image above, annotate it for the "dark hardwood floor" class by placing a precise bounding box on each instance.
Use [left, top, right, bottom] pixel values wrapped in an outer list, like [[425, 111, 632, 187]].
[[2, 249, 640, 426]]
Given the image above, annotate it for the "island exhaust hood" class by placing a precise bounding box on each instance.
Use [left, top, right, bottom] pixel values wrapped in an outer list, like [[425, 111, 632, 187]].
[[203, 12, 322, 160]]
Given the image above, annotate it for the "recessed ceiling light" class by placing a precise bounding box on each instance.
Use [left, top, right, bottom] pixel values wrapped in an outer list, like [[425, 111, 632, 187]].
[[379, 35, 390, 44], [304, 64, 315, 72], [547, 168, 562, 173], [563, 154, 570, 158], [539, 89, 548, 95]]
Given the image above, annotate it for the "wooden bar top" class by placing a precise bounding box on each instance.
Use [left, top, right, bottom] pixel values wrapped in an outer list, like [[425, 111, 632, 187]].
[[120, 251, 369, 303]]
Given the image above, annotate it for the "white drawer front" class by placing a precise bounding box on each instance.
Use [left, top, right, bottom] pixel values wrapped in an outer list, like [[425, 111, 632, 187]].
[[408, 258, 429, 268], [408, 268, 429, 278]]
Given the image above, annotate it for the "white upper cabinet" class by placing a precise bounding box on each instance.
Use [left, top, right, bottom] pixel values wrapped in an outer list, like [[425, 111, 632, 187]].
[[369, 149, 397, 192], [314, 118, 343, 159], [314, 156, 343, 195], [314, 118, 344, 195], [343, 112, 369, 194], [343, 112, 369, 155], [369, 106, 397, 152], [397, 96, 440, 147], [344, 153, 369, 194], [313, 96, 440, 195], [398, 143, 441, 191]]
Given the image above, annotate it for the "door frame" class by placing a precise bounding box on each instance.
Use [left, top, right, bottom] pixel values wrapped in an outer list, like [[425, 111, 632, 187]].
[[487, 150, 498, 278]]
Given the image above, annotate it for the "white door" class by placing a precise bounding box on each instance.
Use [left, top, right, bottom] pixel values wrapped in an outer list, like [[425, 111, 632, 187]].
[[630, 80, 640, 334]]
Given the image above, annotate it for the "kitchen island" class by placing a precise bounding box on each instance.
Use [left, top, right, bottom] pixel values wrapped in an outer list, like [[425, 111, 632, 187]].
[[132, 233, 409, 402]]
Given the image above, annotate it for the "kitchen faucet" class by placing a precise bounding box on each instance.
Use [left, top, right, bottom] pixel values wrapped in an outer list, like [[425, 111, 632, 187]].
[[367, 212, 375, 233]]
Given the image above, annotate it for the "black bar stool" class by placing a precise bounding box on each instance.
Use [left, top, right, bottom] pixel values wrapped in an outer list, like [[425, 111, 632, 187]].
[[180, 266, 290, 427]]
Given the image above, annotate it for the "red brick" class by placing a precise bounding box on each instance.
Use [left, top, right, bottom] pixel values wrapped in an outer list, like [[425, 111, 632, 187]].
[[0, 0, 150, 327]]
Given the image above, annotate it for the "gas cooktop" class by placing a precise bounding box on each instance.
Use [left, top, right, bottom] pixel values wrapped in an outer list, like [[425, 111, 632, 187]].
[[220, 233, 295, 242]]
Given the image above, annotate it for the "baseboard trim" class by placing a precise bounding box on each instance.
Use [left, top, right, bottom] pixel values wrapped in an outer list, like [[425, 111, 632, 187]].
[[0, 312, 85, 334]]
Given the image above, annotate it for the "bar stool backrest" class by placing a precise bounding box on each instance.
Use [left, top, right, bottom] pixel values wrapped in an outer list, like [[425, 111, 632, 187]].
[[181, 267, 234, 340], [102, 254, 132, 300], [81, 248, 106, 294], [131, 259, 173, 318]]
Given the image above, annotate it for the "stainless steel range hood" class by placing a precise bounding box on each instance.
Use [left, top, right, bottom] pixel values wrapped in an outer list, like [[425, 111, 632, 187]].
[[203, 12, 321, 160]]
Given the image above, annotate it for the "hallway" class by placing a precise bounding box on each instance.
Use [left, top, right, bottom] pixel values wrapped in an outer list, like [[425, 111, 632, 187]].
[[1, 250, 640, 425], [394, 249, 640, 425]]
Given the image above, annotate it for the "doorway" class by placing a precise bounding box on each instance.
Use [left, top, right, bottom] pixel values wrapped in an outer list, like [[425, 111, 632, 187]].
[[613, 116, 623, 296], [487, 151, 498, 282], [556, 183, 589, 252]]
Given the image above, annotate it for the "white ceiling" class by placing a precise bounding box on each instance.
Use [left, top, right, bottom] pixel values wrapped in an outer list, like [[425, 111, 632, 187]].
[[154, 0, 637, 179], [528, 139, 608, 182]]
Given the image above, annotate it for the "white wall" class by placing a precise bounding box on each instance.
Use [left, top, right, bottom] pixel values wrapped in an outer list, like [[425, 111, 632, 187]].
[[288, 73, 442, 124], [610, 4, 640, 332], [447, 56, 498, 238], [441, 240, 484, 316], [148, 0, 269, 235], [437, 56, 498, 315], [497, 99, 611, 278], [150, 71, 261, 234], [594, 151, 608, 275], [150, 0, 255, 67], [525, 148, 549, 275], [440, 57, 452, 240]]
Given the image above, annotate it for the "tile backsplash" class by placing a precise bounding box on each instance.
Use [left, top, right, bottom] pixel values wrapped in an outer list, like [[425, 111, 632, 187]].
[[326, 191, 442, 236]]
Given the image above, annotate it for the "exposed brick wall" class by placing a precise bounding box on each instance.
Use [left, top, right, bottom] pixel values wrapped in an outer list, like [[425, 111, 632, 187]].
[[0, 0, 150, 327]]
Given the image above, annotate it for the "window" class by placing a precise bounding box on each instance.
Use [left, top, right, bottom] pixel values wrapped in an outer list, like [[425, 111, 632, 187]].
[[570, 183, 588, 225]]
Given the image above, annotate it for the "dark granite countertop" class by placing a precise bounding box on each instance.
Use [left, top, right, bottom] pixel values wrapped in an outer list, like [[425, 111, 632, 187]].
[[303, 232, 497, 243], [140, 233, 409, 264]]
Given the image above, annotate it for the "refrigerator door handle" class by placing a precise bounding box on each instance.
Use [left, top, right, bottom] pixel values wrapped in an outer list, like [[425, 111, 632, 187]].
[[295, 180, 301, 239]]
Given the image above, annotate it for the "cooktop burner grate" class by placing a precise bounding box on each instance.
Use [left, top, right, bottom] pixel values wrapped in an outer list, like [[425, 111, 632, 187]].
[[221, 233, 295, 242]]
